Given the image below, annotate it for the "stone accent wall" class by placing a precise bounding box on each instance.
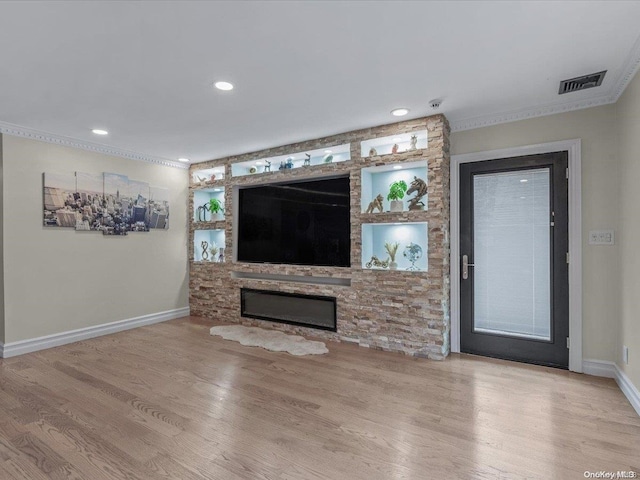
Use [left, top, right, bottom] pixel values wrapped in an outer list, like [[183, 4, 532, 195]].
[[189, 115, 450, 359]]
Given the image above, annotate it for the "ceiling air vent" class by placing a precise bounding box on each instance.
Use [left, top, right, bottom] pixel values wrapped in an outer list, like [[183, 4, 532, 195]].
[[558, 70, 607, 95]]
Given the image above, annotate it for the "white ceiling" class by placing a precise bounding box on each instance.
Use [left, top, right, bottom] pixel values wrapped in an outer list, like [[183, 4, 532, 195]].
[[0, 1, 639, 167]]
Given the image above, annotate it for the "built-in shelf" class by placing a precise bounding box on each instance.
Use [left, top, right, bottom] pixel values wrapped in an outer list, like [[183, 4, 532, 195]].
[[361, 160, 428, 213], [231, 271, 352, 286], [194, 229, 226, 262], [192, 166, 225, 185], [192, 220, 225, 230], [193, 188, 225, 223], [361, 131, 427, 157], [231, 143, 351, 177], [361, 222, 428, 272]]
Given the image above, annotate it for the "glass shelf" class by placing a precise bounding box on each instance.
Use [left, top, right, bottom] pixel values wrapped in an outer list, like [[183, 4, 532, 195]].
[[192, 166, 225, 185], [231, 143, 351, 177], [361, 160, 428, 213], [360, 131, 427, 157], [193, 188, 225, 223], [361, 222, 428, 272], [194, 229, 226, 262]]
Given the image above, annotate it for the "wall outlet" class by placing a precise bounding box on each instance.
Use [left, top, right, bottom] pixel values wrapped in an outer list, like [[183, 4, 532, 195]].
[[588, 229, 615, 245], [623, 345, 629, 365]]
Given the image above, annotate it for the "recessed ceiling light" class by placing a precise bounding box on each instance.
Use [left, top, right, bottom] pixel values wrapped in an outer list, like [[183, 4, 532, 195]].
[[391, 108, 409, 116], [393, 165, 403, 170], [324, 150, 332, 154], [393, 137, 402, 142], [92, 129, 108, 135], [214, 188, 221, 192], [178, 158, 190, 163], [255, 161, 263, 165], [520, 179, 528, 183], [520, 196, 526, 199], [214, 81, 234, 91]]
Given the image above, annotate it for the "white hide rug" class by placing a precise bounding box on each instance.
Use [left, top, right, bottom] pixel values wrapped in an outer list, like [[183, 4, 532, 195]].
[[209, 325, 329, 356]]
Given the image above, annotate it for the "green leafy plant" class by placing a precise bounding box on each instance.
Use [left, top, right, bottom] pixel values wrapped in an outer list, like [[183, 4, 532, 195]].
[[384, 242, 399, 262], [387, 180, 408, 201], [208, 198, 224, 215]]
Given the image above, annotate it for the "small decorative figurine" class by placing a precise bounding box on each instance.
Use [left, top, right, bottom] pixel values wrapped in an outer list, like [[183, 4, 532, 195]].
[[286, 157, 294, 169], [210, 174, 216, 181], [406, 176, 427, 211], [403, 243, 423, 271], [369, 147, 377, 157], [365, 255, 391, 269], [391, 143, 399, 154], [249, 166, 257, 174], [218, 247, 225, 263], [304, 154, 311, 167], [201, 241, 209, 261], [365, 194, 384, 214], [265, 160, 271, 172], [196, 203, 206, 222], [279, 161, 285, 170], [196, 175, 207, 185], [409, 135, 418, 151]]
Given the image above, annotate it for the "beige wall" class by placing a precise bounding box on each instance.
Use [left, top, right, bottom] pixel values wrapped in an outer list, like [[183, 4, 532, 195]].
[[451, 105, 620, 363], [616, 70, 640, 389], [2, 135, 189, 343]]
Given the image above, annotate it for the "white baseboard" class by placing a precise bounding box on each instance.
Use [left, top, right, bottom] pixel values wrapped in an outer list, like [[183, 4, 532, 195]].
[[583, 359, 617, 378], [0, 307, 190, 358], [584, 359, 640, 417]]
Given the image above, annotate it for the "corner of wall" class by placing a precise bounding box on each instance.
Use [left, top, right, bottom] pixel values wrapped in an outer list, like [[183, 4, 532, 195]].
[[614, 65, 640, 402], [0, 133, 4, 345]]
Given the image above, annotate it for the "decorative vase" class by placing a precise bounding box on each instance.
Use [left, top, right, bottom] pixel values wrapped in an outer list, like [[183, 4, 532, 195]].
[[391, 143, 399, 154], [369, 147, 377, 157], [389, 262, 398, 270], [218, 248, 225, 263], [390, 200, 403, 212]]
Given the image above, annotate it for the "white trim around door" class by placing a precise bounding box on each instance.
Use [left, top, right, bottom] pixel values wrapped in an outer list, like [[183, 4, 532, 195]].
[[450, 139, 583, 373]]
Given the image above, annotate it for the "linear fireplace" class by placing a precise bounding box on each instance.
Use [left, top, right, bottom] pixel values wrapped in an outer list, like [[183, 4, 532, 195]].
[[240, 288, 337, 332]]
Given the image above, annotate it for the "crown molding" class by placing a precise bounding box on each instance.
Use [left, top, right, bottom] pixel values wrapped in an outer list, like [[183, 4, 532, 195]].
[[449, 93, 617, 132], [0, 121, 188, 170], [451, 33, 640, 133], [612, 32, 640, 102]]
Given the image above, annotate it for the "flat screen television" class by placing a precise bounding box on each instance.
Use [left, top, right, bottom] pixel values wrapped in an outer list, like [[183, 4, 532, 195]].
[[237, 176, 350, 267]]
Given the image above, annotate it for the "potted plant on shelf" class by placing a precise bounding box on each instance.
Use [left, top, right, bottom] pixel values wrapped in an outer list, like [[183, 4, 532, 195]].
[[387, 180, 407, 212], [209, 242, 219, 262], [208, 198, 224, 221], [385, 242, 399, 270]]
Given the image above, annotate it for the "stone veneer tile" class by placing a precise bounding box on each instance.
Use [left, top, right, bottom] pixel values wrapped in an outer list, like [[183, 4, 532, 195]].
[[190, 115, 450, 359]]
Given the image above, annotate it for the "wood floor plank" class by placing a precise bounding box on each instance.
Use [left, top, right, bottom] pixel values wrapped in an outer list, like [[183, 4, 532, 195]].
[[0, 316, 638, 480]]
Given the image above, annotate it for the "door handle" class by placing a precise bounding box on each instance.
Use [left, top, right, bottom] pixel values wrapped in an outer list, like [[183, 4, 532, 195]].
[[462, 254, 475, 280]]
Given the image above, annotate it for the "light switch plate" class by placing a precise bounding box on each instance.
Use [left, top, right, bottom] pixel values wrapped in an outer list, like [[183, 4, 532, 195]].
[[588, 229, 614, 245]]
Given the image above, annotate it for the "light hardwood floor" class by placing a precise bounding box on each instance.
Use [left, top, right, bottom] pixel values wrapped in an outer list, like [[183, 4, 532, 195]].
[[0, 316, 638, 480]]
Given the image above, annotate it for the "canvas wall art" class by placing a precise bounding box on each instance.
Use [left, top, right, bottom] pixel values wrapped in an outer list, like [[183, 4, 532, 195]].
[[43, 171, 170, 235]]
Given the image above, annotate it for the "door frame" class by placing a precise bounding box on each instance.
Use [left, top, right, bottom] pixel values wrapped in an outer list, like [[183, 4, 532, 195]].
[[450, 139, 583, 372]]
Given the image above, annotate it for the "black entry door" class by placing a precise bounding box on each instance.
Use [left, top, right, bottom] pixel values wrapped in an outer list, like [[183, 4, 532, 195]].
[[460, 152, 569, 368]]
